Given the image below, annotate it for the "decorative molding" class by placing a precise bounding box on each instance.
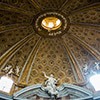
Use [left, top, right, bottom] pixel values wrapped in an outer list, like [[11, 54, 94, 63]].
[[17, 37, 42, 83], [70, 34, 100, 61], [61, 38, 84, 82], [0, 24, 30, 34], [70, 23, 100, 31], [0, 34, 34, 69], [69, 3, 100, 16], [28, 0, 43, 10], [59, 0, 69, 11], [0, 3, 33, 17], [13, 83, 93, 100]]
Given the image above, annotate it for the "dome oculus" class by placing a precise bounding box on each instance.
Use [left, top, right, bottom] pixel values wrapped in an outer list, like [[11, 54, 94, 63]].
[[41, 17, 62, 31], [34, 12, 70, 37]]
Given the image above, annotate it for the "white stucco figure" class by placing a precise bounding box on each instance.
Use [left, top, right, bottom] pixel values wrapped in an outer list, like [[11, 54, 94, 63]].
[[3, 65, 12, 73], [7, 68, 13, 75], [15, 66, 19, 76], [42, 71, 59, 96], [95, 62, 100, 70], [83, 64, 89, 76]]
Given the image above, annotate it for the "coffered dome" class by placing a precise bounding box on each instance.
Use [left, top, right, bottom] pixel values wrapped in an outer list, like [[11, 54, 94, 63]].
[[0, 0, 100, 96]]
